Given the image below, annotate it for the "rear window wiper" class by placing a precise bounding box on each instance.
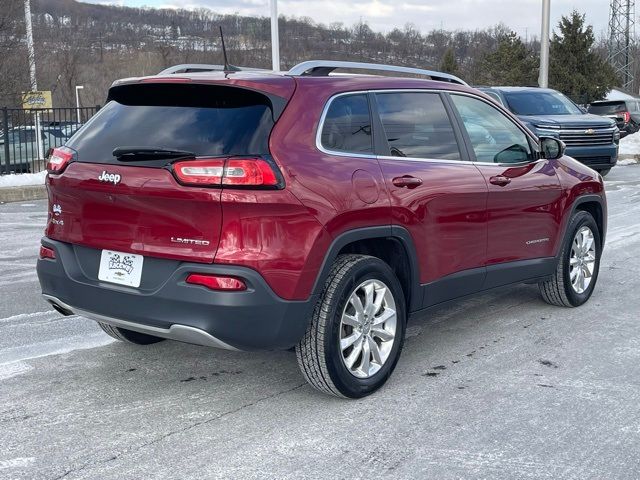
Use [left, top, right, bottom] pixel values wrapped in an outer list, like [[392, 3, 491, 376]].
[[112, 147, 195, 161]]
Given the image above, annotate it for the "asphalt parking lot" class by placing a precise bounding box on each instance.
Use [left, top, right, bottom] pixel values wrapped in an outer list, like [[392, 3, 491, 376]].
[[1, 164, 639, 480]]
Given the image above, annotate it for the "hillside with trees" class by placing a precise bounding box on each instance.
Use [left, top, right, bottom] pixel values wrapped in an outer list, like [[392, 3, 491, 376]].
[[0, 0, 620, 108]]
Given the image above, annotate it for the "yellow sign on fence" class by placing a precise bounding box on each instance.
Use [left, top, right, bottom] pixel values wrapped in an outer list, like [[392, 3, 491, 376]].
[[21, 91, 53, 110]]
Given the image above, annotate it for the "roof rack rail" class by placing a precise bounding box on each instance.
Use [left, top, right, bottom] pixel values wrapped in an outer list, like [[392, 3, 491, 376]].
[[158, 64, 271, 75], [286, 60, 467, 86]]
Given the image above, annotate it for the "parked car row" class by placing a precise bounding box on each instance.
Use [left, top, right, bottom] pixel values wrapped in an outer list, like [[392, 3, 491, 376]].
[[0, 123, 82, 174]]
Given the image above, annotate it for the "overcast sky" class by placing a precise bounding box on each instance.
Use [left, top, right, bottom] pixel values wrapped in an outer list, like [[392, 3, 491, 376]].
[[85, 0, 612, 39]]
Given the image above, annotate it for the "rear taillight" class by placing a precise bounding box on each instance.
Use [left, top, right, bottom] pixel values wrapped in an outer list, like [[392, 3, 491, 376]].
[[46, 146, 76, 174], [173, 158, 280, 188], [186, 273, 246, 291], [174, 159, 224, 185], [623, 111, 631, 123], [39, 245, 56, 260], [222, 159, 278, 186]]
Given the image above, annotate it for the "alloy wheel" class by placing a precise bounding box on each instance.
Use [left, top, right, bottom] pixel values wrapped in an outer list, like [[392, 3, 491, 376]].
[[339, 279, 397, 378], [569, 226, 597, 294]]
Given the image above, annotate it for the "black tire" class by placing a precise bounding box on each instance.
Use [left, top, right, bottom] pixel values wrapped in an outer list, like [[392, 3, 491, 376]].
[[539, 211, 601, 307], [97, 322, 165, 345], [296, 254, 406, 398], [597, 168, 611, 177]]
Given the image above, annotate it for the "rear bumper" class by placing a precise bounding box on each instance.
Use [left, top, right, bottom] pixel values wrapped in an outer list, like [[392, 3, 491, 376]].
[[36, 238, 317, 351]]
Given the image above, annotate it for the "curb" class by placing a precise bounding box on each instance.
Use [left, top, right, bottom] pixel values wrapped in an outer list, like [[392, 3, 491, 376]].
[[0, 185, 47, 204]]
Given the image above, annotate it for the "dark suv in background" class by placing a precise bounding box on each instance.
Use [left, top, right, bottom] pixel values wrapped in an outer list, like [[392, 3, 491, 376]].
[[37, 61, 607, 398], [480, 86, 619, 176], [588, 99, 640, 138]]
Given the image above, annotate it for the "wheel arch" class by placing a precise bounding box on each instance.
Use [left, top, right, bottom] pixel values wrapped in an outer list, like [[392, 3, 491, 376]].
[[570, 194, 606, 248], [310, 226, 422, 312]]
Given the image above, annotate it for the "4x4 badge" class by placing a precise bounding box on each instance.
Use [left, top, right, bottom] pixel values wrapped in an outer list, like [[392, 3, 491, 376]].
[[98, 171, 122, 185]]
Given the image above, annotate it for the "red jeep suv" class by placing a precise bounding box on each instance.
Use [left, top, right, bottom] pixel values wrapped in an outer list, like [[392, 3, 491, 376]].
[[37, 61, 606, 398]]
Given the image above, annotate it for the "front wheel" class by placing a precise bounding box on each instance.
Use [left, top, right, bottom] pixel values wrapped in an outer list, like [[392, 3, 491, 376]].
[[296, 254, 406, 398], [597, 168, 611, 177], [539, 210, 601, 307]]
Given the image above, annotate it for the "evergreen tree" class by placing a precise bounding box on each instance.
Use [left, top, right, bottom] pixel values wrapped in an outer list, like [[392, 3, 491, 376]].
[[480, 31, 539, 86], [549, 11, 618, 104], [439, 47, 459, 75]]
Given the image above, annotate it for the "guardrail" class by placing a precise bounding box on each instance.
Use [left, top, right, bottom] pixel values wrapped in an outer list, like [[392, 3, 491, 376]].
[[1, 106, 100, 175]]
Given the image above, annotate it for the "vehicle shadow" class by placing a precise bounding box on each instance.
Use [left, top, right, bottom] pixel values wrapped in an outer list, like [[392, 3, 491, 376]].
[[74, 282, 549, 404]]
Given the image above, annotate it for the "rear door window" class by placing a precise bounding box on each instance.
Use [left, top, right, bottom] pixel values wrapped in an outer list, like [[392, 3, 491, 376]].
[[320, 94, 373, 154], [374, 92, 462, 160], [66, 83, 277, 164]]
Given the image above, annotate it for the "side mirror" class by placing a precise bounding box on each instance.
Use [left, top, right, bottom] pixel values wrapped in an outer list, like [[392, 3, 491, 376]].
[[540, 137, 565, 160]]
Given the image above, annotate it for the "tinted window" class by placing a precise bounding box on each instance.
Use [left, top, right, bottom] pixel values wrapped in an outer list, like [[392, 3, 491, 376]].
[[451, 94, 535, 164], [375, 92, 461, 160], [320, 94, 372, 154], [588, 102, 625, 115], [67, 84, 275, 163], [504, 90, 583, 116]]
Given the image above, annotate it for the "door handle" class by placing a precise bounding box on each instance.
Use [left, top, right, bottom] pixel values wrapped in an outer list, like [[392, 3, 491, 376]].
[[489, 175, 511, 186], [392, 175, 423, 189]]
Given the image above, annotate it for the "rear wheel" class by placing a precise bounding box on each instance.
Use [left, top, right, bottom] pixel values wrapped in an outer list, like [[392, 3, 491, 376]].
[[296, 254, 406, 398], [539, 211, 601, 307], [97, 322, 165, 345]]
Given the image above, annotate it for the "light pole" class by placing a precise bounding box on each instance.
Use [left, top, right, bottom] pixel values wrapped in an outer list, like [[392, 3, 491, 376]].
[[75, 85, 84, 123], [539, 0, 551, 88], [270, 0, 280, 71]]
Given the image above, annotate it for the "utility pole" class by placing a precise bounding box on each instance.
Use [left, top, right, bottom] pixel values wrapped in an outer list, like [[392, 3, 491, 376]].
[[24, 0, 43, 161], [270, 0, 280, 71], [608, 0, 636, 91], [538, 0, 551, 88], [24, 0, 37, 91]]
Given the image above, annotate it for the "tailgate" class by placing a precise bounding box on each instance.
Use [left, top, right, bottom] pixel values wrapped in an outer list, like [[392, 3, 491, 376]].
[[46, 162, 222, 262], [44, 81, 287, 263]]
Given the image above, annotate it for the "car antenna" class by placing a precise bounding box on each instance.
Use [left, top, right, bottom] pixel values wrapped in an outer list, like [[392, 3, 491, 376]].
[[219, 26, 240, 73]]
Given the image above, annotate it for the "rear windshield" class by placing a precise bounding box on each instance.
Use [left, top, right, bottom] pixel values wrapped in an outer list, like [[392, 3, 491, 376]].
[[67, 83, 275, 162], [503, 91, 583, 116], [588, 102, 625, 115]]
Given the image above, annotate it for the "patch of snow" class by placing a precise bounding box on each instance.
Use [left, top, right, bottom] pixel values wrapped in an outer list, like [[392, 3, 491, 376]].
[[0, 171, 46, 188], [618, 158, 639, 166], [0, 331, 115, 365], [0, 361, 33, 381], [0, 457, 35, 470], [618, 133, 640, 156], [606, 88, 637, 101]]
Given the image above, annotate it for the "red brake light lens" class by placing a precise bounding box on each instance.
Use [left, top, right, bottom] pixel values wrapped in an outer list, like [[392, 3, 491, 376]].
[[623, 111, 631, 123], [186, 273, 246, 291], [47, 146, 76, 174], [173, 158, 280, 187], [39, 245, 56, 260], [222, 159, 278, 186]]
